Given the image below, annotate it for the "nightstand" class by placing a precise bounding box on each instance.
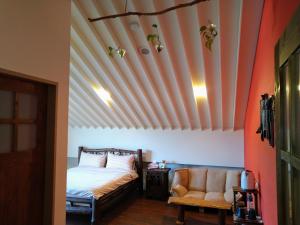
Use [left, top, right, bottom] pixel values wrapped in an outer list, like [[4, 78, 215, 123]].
[[146, 168, 170, 200]]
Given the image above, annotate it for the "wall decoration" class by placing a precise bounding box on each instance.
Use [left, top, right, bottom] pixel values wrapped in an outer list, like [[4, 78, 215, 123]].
[[200, 21, 218, 51], [147, 24, 164, 53], [256, 93, 275, 147], [108, 46, 126, 58]]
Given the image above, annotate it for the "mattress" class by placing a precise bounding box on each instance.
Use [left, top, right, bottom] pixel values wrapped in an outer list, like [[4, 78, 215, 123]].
[[66, 166, 138, 199]]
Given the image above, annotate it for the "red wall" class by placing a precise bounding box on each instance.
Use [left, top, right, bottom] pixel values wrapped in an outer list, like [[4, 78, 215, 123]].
[[244, 0, 300, 225]]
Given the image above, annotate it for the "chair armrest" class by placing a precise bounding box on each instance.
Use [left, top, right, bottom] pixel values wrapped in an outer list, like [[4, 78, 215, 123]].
[[171, 184, 188, 197]]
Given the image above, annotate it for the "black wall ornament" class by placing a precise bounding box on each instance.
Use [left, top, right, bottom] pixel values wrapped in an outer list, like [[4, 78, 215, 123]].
[[256, 93, 275, 147]]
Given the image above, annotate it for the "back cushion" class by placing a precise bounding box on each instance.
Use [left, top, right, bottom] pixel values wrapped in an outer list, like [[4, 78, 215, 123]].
[[79, 152, 106, 167], [225, 170, 241, 191], [188, 168, 207, 191], [206, 169, 226, 193], [106, 153, 135, 171], [172, 168, 189, 189]]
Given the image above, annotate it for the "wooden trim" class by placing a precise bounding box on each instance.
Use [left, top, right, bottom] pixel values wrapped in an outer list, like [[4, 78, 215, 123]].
[[44, 84, 56, 225], [0, 119, 36, 124], [275, 5, 300, 225], [0, 71, 57, 225], [0, 67, 58, 86], [278, 6, 300, 67]]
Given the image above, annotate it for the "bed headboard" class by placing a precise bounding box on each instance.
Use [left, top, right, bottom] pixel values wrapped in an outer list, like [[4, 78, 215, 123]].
[[78, 146, 143, 193]]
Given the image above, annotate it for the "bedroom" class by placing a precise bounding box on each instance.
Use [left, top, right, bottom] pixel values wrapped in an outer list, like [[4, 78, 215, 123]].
[[0, 0, 300, 225]]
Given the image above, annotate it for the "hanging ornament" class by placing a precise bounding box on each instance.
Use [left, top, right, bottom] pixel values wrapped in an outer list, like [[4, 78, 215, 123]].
[[147, 24, 164, 53], [200, 21, 218, 51], [108, 46, 126, 58]]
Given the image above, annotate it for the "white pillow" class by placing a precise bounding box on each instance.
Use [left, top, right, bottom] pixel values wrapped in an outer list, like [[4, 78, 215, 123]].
[[79, 152, 106, 167], [106, 153, 135, 171]]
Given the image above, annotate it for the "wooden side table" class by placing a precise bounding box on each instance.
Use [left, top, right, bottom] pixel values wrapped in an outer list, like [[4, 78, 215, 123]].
[[146, 168, 170, 200], [233, 187, 264, 225]]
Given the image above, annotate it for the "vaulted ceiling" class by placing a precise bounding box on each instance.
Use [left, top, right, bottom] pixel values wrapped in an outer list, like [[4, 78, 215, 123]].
[[69, 0, 264, 130]]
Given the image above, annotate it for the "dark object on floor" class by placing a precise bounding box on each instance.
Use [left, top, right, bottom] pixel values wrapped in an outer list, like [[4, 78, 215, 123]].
[[256, 94, 275, 147], [66, 147, 143, 225], [146, 168, 171, 200]]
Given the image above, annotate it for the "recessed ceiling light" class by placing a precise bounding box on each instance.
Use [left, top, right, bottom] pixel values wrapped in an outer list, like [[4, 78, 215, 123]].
[[193, 84, 207, 99], [93, 86, 112, 106]]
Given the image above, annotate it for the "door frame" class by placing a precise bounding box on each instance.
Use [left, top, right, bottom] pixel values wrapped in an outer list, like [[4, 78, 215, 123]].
[[275, 5, 300, 225], [0, 67, 57, 225]]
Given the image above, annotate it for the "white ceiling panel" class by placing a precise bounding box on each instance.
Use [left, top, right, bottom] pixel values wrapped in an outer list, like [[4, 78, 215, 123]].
[[69, 0, 264, 130]]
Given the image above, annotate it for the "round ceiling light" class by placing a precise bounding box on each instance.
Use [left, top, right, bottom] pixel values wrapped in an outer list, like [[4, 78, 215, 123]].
[[138, 47, 150, 55], [129, 21, 139, 31]]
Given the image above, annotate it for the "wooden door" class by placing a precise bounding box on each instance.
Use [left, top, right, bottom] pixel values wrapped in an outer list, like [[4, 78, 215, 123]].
[[275, 6, 300, 225], [0, 74, 48, 225]]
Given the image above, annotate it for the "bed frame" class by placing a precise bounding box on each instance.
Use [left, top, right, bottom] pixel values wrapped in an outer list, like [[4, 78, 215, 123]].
[[66, 147, 143, 225]]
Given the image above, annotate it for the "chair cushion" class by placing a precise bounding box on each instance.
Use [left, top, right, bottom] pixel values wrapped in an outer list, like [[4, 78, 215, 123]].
[[224, 189, 234, 203], [204, 192, 225, 202], [188, 168, 207, 192], [172, 184, 188, 197], [225, 170, 241, 191], [184, 191, 205, 199], [206, 169, 226, 193], [172, 168, 189, 188]]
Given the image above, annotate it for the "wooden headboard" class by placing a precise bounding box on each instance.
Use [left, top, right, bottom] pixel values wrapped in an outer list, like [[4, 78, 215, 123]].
[[78, 146, 143, 192]]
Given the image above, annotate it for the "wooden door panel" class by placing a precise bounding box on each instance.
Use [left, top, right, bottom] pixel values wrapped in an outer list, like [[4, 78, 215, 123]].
[[0, 75, 48, 225]]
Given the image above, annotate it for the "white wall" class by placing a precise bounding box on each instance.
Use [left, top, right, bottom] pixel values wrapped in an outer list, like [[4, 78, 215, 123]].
[[68, 128, 244, 167], [0, 1, 70, 225]]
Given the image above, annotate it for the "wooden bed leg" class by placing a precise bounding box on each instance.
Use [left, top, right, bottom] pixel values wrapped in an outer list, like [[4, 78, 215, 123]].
[[176, 205, 185, 225], [218, 209, 226, 225], [91, 198, 96, 225]]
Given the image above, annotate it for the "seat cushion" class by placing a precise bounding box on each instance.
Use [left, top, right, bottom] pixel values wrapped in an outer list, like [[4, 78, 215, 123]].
[[224, 189, 234, 203], [225, 170, 241, 191], [188, 168, 207, 192], [206, 169, 226, 193], [204, 192, 225, 202], [172, 168, 189, 188], [184, 191, 206, 199]]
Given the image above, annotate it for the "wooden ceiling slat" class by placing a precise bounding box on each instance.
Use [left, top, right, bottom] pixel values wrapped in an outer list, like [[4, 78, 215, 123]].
[[68, 0, 263, 130], [72, 0, 155, 128], [92, 0, 166, 129], [111, 0, 178, 129], [70, 42, 136, 128], [69, 87, 108, 128], [70, 69, 119, 128]]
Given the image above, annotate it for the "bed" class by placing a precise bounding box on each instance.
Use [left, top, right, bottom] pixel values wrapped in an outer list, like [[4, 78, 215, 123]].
[[66, 147, 143, 225]]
